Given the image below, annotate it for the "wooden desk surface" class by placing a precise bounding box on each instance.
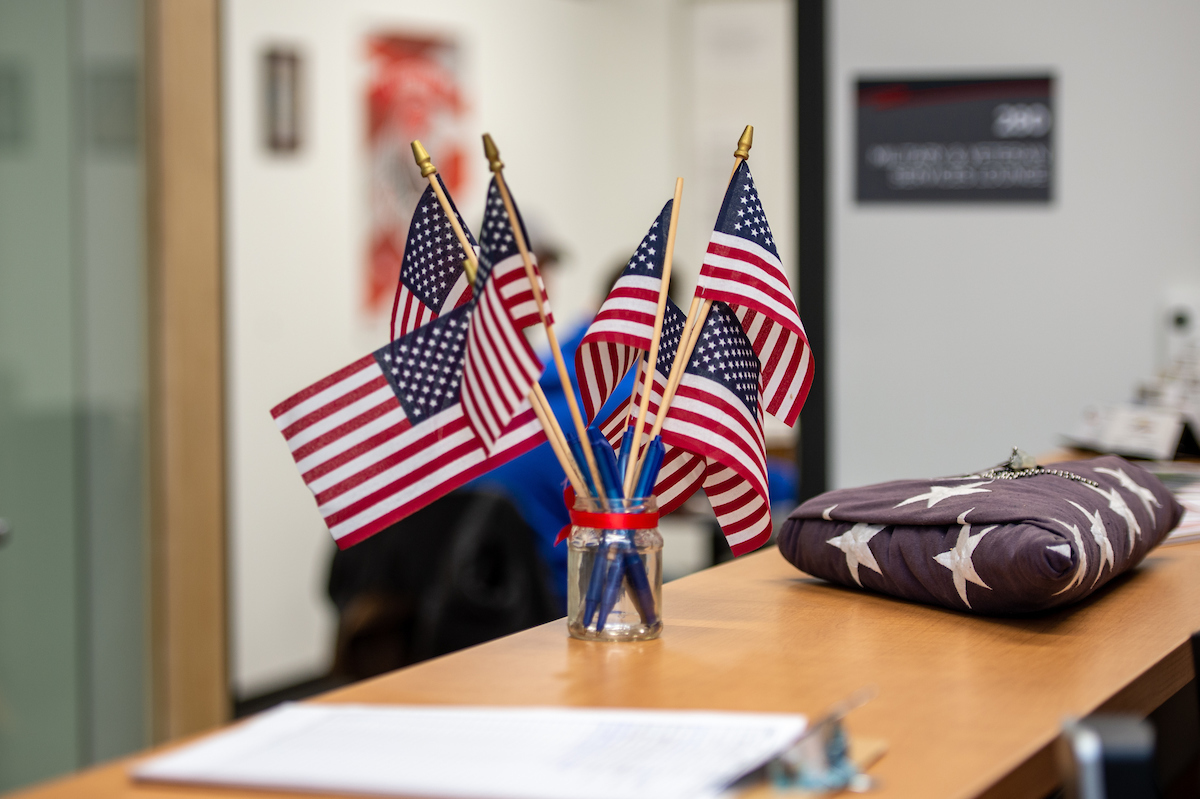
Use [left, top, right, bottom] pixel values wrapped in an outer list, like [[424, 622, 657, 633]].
[[15, 542, 1200, 799]]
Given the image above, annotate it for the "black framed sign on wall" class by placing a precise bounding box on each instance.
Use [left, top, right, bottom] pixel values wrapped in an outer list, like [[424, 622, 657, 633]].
[[856, 76, 1053, 203]]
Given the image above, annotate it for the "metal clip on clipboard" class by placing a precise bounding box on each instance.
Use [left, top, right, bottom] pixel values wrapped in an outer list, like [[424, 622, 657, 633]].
[[768, 688, 884, 795]]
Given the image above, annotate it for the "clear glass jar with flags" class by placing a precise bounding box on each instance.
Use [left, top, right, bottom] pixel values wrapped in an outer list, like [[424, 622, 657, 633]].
[[566, 496, 663, 641]]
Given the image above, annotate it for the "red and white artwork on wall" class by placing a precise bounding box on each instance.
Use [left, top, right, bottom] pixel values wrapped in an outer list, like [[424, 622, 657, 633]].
[[365, 34, 469, 318]]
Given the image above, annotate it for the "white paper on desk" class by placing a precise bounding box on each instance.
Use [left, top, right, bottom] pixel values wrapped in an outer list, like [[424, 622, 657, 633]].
[[132, 703, 806, 799]]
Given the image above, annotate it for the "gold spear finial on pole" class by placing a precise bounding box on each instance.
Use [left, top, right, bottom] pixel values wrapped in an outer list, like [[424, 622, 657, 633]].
[[482, 133, 504, 172], [411, 140, 437, 178], [734, 125, 754, 161]]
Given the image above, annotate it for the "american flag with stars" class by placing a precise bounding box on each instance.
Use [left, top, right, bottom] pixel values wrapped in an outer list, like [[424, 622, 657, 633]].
[[696, 161, 813, 428], [390, 175, 476, 340], [461, 179, 549, 452], [271, 304, 544, 549], [575, 199, 672, 422], [596, 298, 706, 515], [663, 300, 772, 555]]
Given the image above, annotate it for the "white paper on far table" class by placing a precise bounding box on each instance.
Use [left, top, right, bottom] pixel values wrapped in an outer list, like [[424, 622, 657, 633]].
[[132, 703, 807, 799]]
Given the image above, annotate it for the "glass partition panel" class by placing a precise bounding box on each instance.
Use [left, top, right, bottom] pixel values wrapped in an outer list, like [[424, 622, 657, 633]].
[[0, 0, 147, 789]]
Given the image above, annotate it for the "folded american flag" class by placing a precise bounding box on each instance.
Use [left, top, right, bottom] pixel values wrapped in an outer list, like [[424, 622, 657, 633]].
[[390, 176, 476, 339], [779, 455, 1183, 614], [696, 162, 813, 427], [271, 306, 544, 549], [575, 199, 672, 421], [596, 299, 705, 514], [462, 179, 550, 452]]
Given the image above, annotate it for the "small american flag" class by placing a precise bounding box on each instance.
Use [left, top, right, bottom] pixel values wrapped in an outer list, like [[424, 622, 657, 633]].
[[271, 306, 544, 549], [390, 176, 476, 339], [697, 161, 813, 427], [461, 179, 548, 452], [596, 300, 706, 514], [575, 199, 672, 421], [663, 301, 771, 555]]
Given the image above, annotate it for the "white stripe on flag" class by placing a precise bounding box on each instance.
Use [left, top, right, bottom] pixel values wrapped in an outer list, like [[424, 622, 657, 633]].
[[295, 406, 407, 474], [696, 268, 799, 331], [708, 231, 785, 273], [319, 416, 475, 517], [274, 362, 382, 431], [286, 385, 395, 452]]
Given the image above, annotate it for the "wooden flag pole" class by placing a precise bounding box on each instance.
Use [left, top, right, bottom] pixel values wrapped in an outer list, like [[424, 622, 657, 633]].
[[620, 353, 646, 430], [411, 140, 590, 499], [636, 126, 753, 472], [527, 383, 589, 496], [622, 177, 684, 497], [481, 133, 605, 497]]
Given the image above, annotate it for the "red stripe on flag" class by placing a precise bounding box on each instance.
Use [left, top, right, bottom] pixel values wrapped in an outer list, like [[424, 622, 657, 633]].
[[300, 416, 415, 484], [672, 384, 764, 457], [280, 375, 390, 440], [271, 354, 378, 418], [328, 411, 545, 549], [702, 243, 795, 306], [290, 399, 405, 463], [697, 266, 800, 333], [320, 430, 480, 522]]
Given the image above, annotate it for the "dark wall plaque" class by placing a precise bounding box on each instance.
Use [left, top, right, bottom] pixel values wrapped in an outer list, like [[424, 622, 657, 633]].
[[856, 76, 1053, 203], [264, 48, 303, 154]]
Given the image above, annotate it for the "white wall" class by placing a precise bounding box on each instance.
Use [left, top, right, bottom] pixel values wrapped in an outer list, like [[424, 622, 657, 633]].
[[831, 0, 1200, 488]]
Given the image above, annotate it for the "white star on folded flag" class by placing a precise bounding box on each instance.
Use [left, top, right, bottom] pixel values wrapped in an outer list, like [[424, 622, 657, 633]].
[[894, 482, 992, 509], [1050, 519, 1089, 596], [695, 161, 813, 427], [1067, 500, 1116, 581], [391, 176, 476, 339], [1095, 466, 1161, 524], [271, 306, 544, 549], [576, 199, 672, 421], [826, 523, 886, 586], [461, 179, 550, 452], [1083, 482, 1141, 550], [933, 511, 996, 608]]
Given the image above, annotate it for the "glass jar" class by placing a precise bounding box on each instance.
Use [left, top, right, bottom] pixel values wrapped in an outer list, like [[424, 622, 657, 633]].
[[566, 496, 663, 641]]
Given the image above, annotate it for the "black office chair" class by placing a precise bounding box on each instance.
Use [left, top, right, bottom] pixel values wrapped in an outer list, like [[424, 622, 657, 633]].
[[1058, 631, 1200, 798], [1059, 715, 1158, 799], [327, 490, 560, 680]]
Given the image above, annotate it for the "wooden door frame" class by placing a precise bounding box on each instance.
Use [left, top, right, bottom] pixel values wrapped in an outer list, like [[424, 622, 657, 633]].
[[144, 0, 228, 740]]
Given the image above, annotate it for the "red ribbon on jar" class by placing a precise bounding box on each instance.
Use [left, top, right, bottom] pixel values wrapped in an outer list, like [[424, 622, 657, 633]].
[[554, 486, 659, 545]]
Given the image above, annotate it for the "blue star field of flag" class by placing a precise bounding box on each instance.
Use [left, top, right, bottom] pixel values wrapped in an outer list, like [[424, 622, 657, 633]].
[[653, 299, 688, 378], [715, 162, 778, 260], [475, 178, 529, 289], [374, 304, 469, 423], [402, 176, 478, 311], [686, 300, 761, 415], [623, 199, 671, 278]]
